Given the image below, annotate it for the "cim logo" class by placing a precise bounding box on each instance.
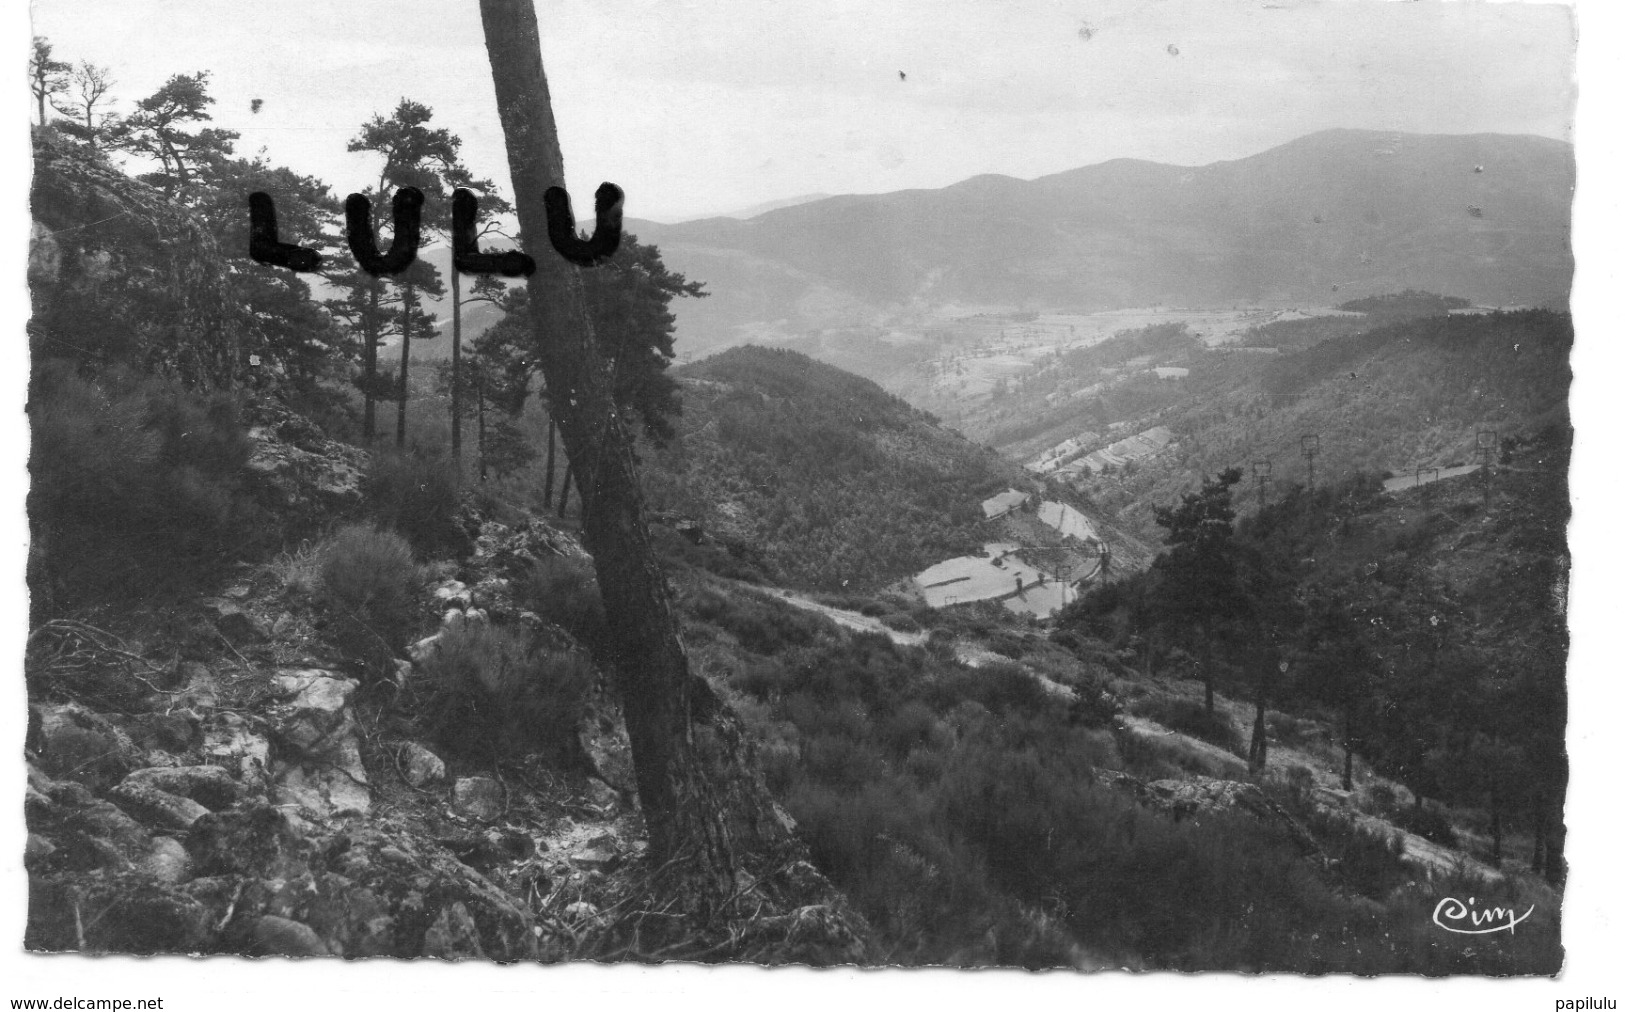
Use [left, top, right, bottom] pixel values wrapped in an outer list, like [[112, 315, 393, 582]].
[[1431, 896, 1535, 935]]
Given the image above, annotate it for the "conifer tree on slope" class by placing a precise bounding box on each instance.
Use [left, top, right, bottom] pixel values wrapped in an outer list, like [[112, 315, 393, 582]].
[[475, 0, 794, 884]]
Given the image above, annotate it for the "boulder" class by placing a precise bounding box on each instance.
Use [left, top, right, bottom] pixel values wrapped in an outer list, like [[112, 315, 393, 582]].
[[36, 704, 144, 790], [408, 633, 443, 664], [250, 915, 332, 957], [265, 671, 370, 818], [420, 902, 485, 959], [25, 833, 57, 863], [25, 872, 218, 955], [203, 712, 272, 789], [240, 402, 368, 523], [272, 734, 370, 819], [268, 671, 357, 758], [186, 805, 309, 879], [26, 767, 156, 874], [437, 827, 535, 872], [451, 777, 504, 823], [569, 845, 620, 872], [140, 836, 193, 884], [108, 781, 211, 832], [468, 578, 517, 622], [200, 598, 269, 646], [173, 662, 220, 709], [1145, 776, 1325, 861], [121, 765, 241, 811], [433, 581, 472, 608], [114, 710, 203, 755], [399, 743, 446, 788], [581, 777, 620, 812]]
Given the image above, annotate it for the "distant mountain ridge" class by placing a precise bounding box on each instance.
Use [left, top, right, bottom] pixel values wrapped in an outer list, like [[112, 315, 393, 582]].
[[626, 130, 1573, 356]]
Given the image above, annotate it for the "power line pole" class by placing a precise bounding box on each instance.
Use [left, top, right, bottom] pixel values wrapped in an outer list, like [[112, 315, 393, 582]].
[[1477, 429, 1498, 509], [1300, 434, 1320, 494], [1253, 458, 1273, 511]]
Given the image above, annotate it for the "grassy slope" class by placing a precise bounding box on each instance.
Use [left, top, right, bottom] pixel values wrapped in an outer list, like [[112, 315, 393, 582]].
[[671, 560, 1562, 972]]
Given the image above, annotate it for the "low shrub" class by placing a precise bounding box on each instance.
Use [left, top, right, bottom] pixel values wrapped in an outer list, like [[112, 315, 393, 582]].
[[261, 540, 324, 598], [27, 364, 272, 615], [686, 587, 833, 656], [1118, 728, 1248, 781], [318, 525, 422, 678], [1305, 808, 1408, 899], [363, 448, 466, 557], [987, 631, 1029, 659], [930, 661, 1053, 720], [1393, 800, 1459, 848], [1132, 695, 1244, 755], [414, 621, 595, 765], [879, 612, 922, 634], [524, 554, 607, 645], [730, 658, 790, 701], [1266, 711, 1320, 748]]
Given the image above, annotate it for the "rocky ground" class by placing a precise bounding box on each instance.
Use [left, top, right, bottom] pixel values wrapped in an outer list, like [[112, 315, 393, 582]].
[[23, 405, 867, 963]]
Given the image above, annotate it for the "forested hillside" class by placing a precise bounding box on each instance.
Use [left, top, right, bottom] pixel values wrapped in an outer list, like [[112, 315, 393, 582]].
[[1068, 309, 1571, 542], [1062, 423, 1570, 887], [643, 346, 1031, 588]]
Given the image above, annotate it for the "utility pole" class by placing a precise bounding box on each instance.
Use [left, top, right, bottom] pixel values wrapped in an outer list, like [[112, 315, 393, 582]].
[[1300, 434, 1320, 494], [1253, 458, 1273, 511], [1477, 429, 1498, 509], [1419, 465, 1439, 502]]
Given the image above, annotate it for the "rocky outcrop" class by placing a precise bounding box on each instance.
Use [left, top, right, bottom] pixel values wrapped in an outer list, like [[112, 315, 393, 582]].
[[240, 399, 368, 524], [1098, 771, 1327, 864], [25, 490, 872, 965]]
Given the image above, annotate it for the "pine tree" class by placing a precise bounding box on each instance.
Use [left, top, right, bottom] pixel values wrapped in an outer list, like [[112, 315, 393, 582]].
[[115, 72, 240, 197], [29, 38, 70, 127], [1150, 467, 1248, 714], [329, 99, 480, 440], [477, 0, 797, 881], [52, 61, 118, 148]]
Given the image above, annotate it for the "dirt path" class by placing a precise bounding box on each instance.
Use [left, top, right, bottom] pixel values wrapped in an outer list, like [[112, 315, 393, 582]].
[[1198, 684, 1505, 882], [753, 587, 930, 647], [759, 582, 1505, 882], [759, 588, 1081, 699], [1383, 463, 1480, 493]]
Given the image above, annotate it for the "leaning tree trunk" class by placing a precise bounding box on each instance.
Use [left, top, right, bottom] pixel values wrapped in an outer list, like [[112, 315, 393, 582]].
[[543, 416, 558, 505], [451, 270, 464, 463], [1342, 705, 1355, 792], [362, 283, 379, 440], [475, 372, 488, 481], [477, 0, 790, 881], [396, 283, 413, 447], [1248, 695, 1267, 775], [557, 460, 573, 517]]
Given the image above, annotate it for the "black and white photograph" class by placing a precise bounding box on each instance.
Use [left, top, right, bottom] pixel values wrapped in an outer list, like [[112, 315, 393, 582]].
[[10, 0, 1617, 1001]]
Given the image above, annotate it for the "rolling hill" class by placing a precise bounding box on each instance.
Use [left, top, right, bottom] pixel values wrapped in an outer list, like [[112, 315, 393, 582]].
[[1058, 308, 1573, 543], [638, 346, 1146, 590], [629, 130, 1572, 358]]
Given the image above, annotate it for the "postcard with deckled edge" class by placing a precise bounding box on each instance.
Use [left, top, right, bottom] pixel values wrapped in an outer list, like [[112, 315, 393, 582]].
[[13, 0, 1595, 995]]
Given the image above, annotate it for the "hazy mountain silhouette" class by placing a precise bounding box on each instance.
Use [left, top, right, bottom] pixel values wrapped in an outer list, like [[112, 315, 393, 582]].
[[625, 130, 1573, 356]]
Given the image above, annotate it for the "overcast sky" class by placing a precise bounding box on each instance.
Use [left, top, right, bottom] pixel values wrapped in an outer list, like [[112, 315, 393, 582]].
[[31, 0, 1578, 221]]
